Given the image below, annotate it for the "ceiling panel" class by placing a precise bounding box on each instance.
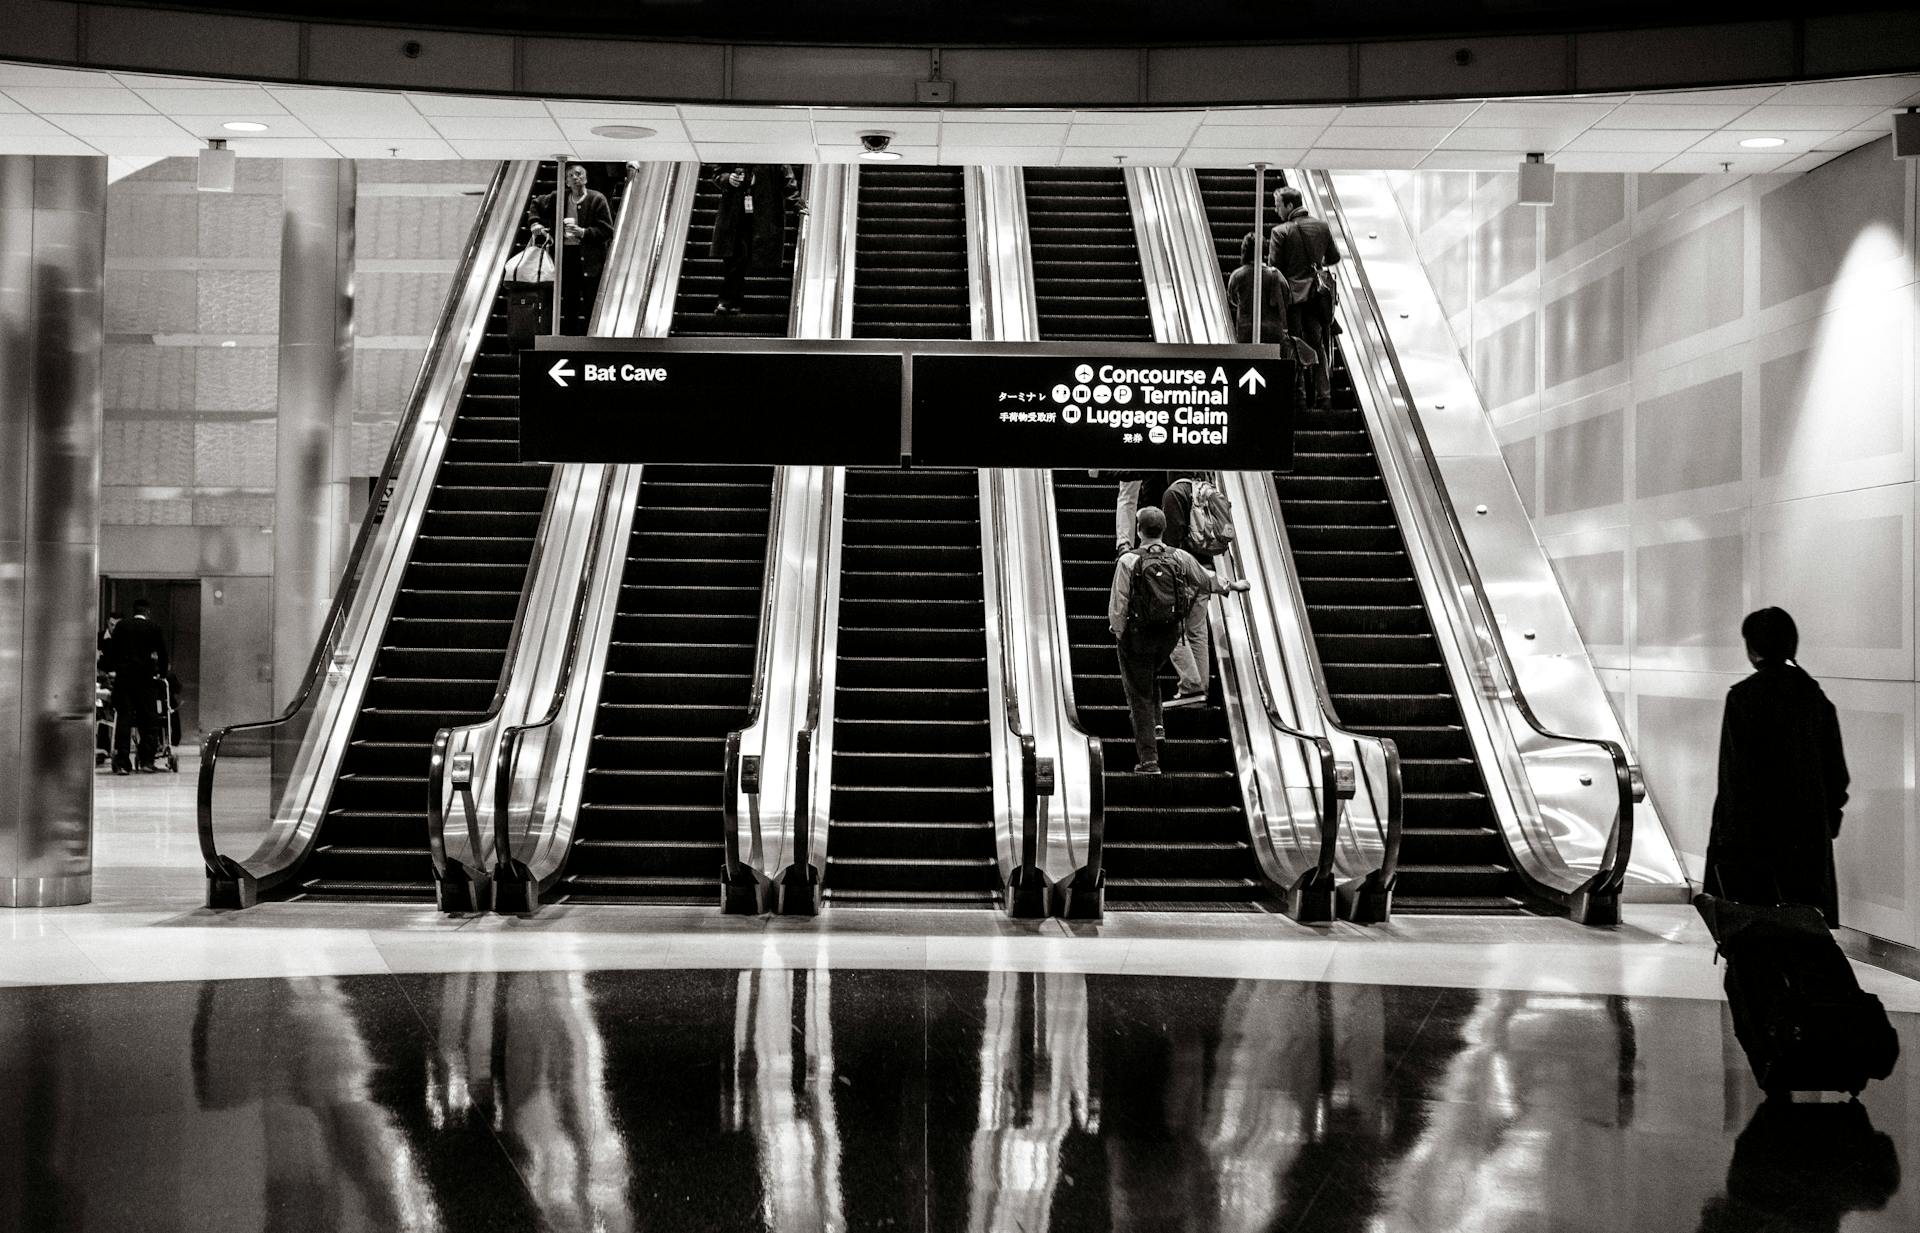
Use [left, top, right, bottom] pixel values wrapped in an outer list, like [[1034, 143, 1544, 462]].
[[940, 108, 1074, 125], [406, 93, 549, 118], [429, 116, 563, 141], [326, 137, 460, 159], [1767, 77, 1920, 106], [1331, 102, 1479, 127], [692, 142, 822, 162], [1464, 100, 1620, 127], [1416, 150, 1527, 171], [1436, 126, 1595, 151], [1658, 149, 1796, 174], [818, 145, 939, 163], [126, 86, 286, 115], [1188, 124, 1328, 148], [1304, 148, 1429, 169], [1598, 103, 1755, 129], [0, 134, 104, 155], [1686, 129, 1844, 154], [0, 114, 66, 137], [0, 65, 108, 87], [170, 114, 317, 139], [224, 137, 339, 158], [1315, 127, 1447, 150], [2, 87, 155, 114], [1560, 128, 1713, 153], [1728, 104, 1889, 130], [83, 135, 204, 157], [1056, 146, 1184, 165], [52, 113, 194, 137], [1204, 105, 1344, 127], [682, 118, 815, 142], [1647, 86, 1784, 106], [1548, 151, 1674, 172], [940, 121, 1067, 144], [267, 88, 423, 117], [937, 146, 1060, 165], [678, 105, 808, 123], [546, 100, 683, 120], [554, 116, 691, 143], [448, 138, 572, 159], [1177, 147, 1307, 167], [812, 120, 939, 145], [567, 140, 698, 161]]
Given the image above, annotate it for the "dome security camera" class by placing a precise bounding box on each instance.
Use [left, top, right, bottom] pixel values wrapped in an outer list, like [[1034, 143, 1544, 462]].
[[857, 131, 901, 161]]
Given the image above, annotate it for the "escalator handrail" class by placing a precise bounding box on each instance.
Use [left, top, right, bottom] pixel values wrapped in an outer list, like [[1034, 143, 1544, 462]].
[[486, 466, 620, 880], [198, 160, 521, 880], [1246, 469, 1406, 889], [419, 161, 645, 886], [721, 465, 790, 881], [1034, 475, 1106, 877], [986, 469, 1042, 881], [1213, 547, 1349, 891], [790, 465, 840, 876], [1306, 169, 1634, 898]]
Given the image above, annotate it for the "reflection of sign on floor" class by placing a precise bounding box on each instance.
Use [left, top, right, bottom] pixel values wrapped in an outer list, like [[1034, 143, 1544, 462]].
[[915, 353, 1291, 470]]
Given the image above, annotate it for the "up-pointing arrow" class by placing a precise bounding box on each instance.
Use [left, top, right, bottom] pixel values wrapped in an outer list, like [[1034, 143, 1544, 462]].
[[549, 359, 576, 387], [1237, 367, 1267, 395]]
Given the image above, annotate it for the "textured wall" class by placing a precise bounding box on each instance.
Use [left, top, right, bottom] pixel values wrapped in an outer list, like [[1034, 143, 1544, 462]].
[[1390, 141, 1920, 947], [100, 157, 491, 735]]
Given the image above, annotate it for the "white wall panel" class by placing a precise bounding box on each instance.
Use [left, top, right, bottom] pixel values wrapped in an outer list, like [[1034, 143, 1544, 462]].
[[1395, 142, 1920, 947]]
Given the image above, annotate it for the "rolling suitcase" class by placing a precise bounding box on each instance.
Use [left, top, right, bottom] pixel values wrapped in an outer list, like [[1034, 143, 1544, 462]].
[[1695, 891, 1899, 1096]]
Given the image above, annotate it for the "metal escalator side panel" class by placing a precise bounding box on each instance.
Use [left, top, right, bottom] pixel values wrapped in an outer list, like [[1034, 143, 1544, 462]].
[[227, 160, 541, 889], [968, 166, 1103, 898], [1310, 169, 1688, 900], [1123, 165, 1327, 901], [444, 163, 703, 889]]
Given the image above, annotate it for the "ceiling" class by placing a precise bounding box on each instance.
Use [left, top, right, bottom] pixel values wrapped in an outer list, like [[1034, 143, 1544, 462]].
[[106, 1, 1904, 46], [2, 60, 1914, 179]]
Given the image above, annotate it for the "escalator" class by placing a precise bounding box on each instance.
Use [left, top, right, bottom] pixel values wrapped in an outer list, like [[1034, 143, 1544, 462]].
[[1196, 170, 1536, 915], [821, 165, 995, 907], [851, 165, 969, 339], [670, 168, 802, 338], [283, 163, 628, 901], [552, 170, 803, 902], [1028, 167, 1268, 909]]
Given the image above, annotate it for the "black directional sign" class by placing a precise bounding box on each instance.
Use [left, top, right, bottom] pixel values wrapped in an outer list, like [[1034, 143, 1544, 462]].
[[910, 352, 1292, 470], [518, 349, 903, 465]]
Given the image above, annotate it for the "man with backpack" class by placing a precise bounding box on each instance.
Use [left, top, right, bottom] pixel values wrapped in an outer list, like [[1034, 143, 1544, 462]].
[[1108, 506, 1250, 774], [1161, 473, 1237, 710]]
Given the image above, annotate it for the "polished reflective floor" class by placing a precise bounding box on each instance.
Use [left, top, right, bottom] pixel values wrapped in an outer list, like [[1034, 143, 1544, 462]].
[[1, 967, 1913, 1232]]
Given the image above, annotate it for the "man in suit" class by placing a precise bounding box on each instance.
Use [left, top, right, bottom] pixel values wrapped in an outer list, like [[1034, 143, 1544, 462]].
[[708, 164, 806, 317], [106, 599, 169, 774], [527, 163, 615, 335], [1706, 607, 1851, 926], [1269, 186, 1342, 409]]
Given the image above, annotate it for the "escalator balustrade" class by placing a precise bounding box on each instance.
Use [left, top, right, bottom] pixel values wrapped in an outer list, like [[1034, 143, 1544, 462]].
[[291, 164, 627, 901], [1196, 169, 1539, 915]]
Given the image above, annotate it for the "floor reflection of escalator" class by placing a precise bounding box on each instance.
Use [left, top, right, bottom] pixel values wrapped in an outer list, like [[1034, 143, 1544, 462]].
[[288, 163, 626, 902], [1194, 171, 1535, 915], [1028, 165, 1266, 909]]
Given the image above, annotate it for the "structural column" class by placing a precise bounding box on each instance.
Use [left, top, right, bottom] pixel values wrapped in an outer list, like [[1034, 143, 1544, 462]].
[[272, 160, 355, 711], [0, 156, 107, 908]]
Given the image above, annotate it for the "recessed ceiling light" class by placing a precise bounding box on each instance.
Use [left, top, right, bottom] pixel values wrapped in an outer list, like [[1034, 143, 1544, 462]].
[[589, 124, 656, 140], [1739, 136, 1787, 148], [222, 121, 268, 133]]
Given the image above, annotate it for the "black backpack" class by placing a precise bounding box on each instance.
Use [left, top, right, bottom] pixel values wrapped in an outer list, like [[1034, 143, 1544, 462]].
[[1127, 546, 1192, 630]]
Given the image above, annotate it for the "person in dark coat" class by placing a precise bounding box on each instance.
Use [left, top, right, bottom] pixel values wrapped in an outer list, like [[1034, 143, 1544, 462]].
[[708, 164, 805, 316], [527, 163, 615, 335], [1705, 607, 1851, 926], [1268, 186, 1342, 408], [1225, 231, 1284, 344], [106, 598, 169, 774]]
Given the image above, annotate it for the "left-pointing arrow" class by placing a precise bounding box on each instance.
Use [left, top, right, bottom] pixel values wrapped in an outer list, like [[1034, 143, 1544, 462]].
[[549, 359, 576, 387]]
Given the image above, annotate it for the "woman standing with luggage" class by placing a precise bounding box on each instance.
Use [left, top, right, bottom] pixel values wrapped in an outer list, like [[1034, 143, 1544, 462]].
[[1705, 607, 1851, 926]]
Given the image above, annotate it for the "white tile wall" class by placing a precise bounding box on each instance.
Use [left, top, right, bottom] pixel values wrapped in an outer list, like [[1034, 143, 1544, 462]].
[[1392, 135, 1920, 947]]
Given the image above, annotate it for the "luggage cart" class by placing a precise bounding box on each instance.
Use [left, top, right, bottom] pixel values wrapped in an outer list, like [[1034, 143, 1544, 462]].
[[150, 675, 180, 773]]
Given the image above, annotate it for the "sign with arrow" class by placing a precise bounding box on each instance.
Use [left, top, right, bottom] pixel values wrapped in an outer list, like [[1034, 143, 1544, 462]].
[[909, 352, 1293, 470]]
